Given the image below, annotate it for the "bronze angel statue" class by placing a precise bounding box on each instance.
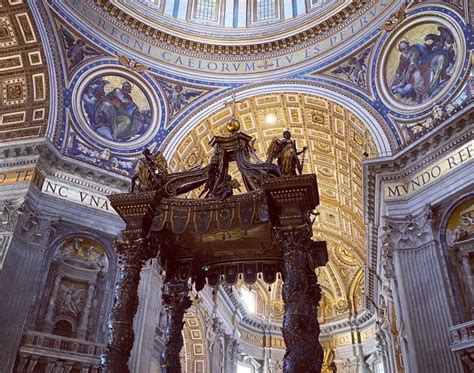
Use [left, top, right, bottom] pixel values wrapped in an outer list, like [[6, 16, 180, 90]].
[[266, 130, 307, 176], [131, 149, 168, 192]]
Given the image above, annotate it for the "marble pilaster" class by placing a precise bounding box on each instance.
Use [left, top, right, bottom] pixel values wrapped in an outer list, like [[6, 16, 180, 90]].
[[382, 208, 463, 372]]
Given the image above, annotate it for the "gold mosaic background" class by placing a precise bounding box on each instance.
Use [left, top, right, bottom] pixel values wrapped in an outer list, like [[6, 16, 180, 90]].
[[384, 22, 458, 88], [95, 75, 150, 111], [169, 93, 378, 322], [446, 198, 473, 236], [0, 0, 49, 141]]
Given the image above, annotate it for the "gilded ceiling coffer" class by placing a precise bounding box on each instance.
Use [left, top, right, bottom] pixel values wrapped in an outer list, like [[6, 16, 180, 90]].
[[103, 128, 327, 373]]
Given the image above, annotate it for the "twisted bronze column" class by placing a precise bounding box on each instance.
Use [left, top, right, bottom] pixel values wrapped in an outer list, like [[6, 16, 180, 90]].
[[274, 224, 324, 373], [160, 273, 192, 373], [103, 231, 155, 372]]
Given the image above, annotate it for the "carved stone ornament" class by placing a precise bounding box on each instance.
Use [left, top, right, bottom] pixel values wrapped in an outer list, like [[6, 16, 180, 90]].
[[0, 199, 23, 233], [18, 204, 59, 246], [381, 207, 434, 251], [0, 199, 24, 268]]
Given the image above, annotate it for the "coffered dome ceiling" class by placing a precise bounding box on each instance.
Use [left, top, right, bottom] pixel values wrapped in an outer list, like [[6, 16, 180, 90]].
[[168, 93, 376, 323], [0, 0, 50, 142]]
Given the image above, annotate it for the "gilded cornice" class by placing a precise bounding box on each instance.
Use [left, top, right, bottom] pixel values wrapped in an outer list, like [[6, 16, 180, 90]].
[[364, 102, 473, 198], [0, 139, 129, 193], [93, 0, 369, 56]]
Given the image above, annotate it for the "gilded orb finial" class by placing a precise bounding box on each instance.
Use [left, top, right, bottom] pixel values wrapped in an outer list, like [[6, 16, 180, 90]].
[[226, 116, 241, 133], [225, 91, 241, 133]]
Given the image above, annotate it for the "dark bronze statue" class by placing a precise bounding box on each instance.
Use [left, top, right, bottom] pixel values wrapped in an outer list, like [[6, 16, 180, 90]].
[[131, 149, 168, 192], [105, 127, 327, 373], [266, 130, 307, 176]]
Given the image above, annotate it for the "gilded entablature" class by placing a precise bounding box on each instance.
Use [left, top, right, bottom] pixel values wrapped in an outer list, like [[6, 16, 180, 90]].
[[94, 0, 368, 52], [0, 0, 49, 141], [320, 45, 374, 94], [49, 0, 402, 78]]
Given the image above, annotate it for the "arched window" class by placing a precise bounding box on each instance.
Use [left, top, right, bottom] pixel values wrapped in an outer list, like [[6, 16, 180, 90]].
[[240, 288, 255, 314], [194, 0, 217, 21], [255, 0, 277, 21]]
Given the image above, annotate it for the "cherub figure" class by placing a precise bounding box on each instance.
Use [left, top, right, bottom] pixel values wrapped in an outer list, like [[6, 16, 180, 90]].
[[266, 130, 307, 176], [131, 149, 168, 192], [60, 27, 99, 66], [161, 82, 201, 116], [332, 48, 370, 88]]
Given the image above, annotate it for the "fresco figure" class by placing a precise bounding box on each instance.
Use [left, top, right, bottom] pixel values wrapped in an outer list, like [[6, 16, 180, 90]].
[[82, 79, 151, 142], [60, 27, 99, 66], [161, 82, 201, 116], [389, 26, 455, 104]]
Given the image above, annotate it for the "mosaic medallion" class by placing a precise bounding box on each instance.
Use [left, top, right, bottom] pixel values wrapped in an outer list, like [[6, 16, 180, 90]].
[[80, 74, 152, 142], [73, 67, 162, 151], [378, 16, 465, 113]]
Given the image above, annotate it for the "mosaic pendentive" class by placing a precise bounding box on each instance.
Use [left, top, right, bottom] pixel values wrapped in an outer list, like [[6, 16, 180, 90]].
[[387, 25, 456, 104], [156, 78, 210, 119], [65, 131, 137, 176], [330, 47, 371, 90], [59, 26, 100, 68]]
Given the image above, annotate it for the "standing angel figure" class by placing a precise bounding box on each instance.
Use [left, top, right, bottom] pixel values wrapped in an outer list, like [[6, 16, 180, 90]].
[[266, 130, 307, 176], [131, 149, 168, 192]]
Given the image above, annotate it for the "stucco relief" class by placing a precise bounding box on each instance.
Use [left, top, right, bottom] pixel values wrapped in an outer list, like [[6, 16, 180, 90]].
[[57, 237, 109, 272], [444, 198, 474, 322], [43, 237, 109, 338], [446, 199, 474, 245]]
